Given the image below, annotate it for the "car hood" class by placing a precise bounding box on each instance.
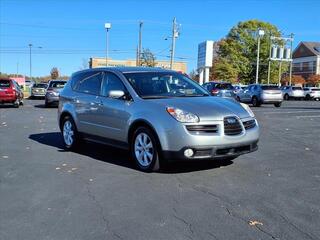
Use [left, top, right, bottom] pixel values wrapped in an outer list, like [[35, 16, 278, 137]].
[[147, 96, 250, 121]]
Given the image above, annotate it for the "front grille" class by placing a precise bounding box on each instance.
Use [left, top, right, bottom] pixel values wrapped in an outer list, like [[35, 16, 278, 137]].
[[186, 125, 218, 133], [242, 119, 256, 130], [224, 117, 242, 136]]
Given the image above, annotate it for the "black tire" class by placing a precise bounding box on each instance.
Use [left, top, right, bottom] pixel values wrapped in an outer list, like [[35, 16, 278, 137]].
[[252, 96, 261, 107], [284, 94, 289, 100], [305, 95, 311, 101], [236, 96, 241, 102], [61, 115, 81, 150], [13, 99, 20, 108], [131, 126, 161, 172], [274, 102, 282, 107], [45, 99, 50, 107]]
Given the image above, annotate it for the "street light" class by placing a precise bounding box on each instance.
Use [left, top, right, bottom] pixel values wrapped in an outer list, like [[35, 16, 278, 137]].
[[255, 29, 265, 84], [28, 44, 42, 81], [104, 22, 111, 67]]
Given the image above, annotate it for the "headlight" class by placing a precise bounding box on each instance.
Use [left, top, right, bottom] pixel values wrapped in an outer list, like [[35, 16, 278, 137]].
[[166, 107, 199, 123], [240, 103, 255, 118]]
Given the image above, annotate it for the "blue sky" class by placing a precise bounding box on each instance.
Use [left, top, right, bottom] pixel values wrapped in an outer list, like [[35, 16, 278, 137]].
[[0, 0, 319, 77]]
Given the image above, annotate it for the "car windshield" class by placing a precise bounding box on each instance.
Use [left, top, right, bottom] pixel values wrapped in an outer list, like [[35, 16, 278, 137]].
[[216, 83, 234, 90], [124, 72, 209, 99], [50, 81, 66, 88], [261, 85, 279, 90], [292, 87, 302, 90], [0, 80, 11, 88], [33, 83, 48, 88]]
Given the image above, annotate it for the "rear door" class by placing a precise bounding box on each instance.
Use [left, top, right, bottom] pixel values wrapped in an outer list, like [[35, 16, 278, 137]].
[[73, 71, 104, 135]]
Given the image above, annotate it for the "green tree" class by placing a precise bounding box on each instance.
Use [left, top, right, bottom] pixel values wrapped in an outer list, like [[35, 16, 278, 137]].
[[50, 67, 60, 79], [216, 19, 285, 84], [140, 48, 156, 67]]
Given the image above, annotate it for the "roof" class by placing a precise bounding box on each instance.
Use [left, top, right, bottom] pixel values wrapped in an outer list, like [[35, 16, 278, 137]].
[[76, 66, 177, 75], [293, 41, 320, 58]]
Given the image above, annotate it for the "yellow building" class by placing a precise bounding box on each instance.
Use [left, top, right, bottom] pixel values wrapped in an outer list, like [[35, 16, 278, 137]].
[[89, 57, 187, 73]]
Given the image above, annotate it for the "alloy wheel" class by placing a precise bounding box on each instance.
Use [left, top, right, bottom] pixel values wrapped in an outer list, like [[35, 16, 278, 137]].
[[63, 120, 74, 146], [134, 133, 154, 167]]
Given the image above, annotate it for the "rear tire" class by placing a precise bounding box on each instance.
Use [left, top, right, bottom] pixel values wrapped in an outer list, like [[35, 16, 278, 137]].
[[236, 96, 240, 102], [252, 96, 261, 107], [284, 94, 289, 100], [61, 115, 81, 150], [131, 126, 161, 172], [45, 99, 50, 107], [274, 102, 282, 107], [13, 99, 20, 108]]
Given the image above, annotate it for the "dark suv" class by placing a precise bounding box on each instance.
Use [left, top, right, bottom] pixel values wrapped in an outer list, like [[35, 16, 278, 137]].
[[0, 78, 24, 108], [202, 81, 236, 99]]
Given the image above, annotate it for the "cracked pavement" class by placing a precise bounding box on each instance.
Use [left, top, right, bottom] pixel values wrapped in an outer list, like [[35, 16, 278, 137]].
[[1, 100, 320, 240]]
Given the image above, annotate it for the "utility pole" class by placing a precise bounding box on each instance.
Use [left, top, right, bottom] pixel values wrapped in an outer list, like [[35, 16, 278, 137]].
[[267, 34, 272, 85], [289, 33, 294, 85], [29, 44, 32, 81], [138, 21, 143, 66], [255, 29, 265, 84], [170, 17, 179, 70], [278, 61, 282, 86]]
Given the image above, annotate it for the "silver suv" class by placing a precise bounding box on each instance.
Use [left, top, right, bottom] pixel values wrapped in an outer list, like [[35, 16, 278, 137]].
[[237, 84, 283, 107], [58, 67, 259, 172]]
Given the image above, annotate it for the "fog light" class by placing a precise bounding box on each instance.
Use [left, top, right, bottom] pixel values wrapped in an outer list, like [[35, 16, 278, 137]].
[[184, 148, 194, 158]]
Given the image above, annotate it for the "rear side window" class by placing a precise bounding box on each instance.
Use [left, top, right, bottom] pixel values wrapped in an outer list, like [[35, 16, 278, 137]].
[[102, 73, 126, 97], [75, 72, 103, 95], [217, 83, 234, 90], [49, 81, 67, 88], [0, 80, 11, 88], [292, 87, 302, 90], [261, 86, 279, 90]]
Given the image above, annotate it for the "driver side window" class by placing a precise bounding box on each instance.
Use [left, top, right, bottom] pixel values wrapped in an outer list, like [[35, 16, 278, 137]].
[[102, 72, 127, 97]]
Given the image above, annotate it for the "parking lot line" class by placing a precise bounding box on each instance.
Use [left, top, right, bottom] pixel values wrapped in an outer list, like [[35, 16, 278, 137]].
[[296, 115, 320, 118], [258, 110, 320, 114]]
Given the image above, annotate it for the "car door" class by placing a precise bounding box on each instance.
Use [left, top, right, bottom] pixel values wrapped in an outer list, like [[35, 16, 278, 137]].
[[93, 71, 131, 143], [73, 71, 104, 135], [241, 86, 252, 103]]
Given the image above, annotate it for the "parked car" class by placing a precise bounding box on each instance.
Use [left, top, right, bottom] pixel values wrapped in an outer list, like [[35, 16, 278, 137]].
[[30, 83, 48, 98], [237, 84, 283, 107], [58, 67, 260, 172], [25, 80, 35, 88], [303, 87, 320, 101], [281, 86, 304, 100], [202, 81, 236, 99], [45, 80, 67, 107], [0, 78, 24, 108]]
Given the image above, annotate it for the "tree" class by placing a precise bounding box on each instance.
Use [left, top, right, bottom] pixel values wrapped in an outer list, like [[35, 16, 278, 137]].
[[211, 58, 238, 82], [216, 19, 284, 84], [307, 74, 320, 86], [140, 48, 156, 67], [281, 75, 305, 85], [50, 67, 60, 79]]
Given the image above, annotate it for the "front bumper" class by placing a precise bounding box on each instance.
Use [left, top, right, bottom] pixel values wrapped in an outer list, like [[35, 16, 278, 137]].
[[163, 140, 258, 161], [46, 95, 59, 103], [157, 117, 260, 161]]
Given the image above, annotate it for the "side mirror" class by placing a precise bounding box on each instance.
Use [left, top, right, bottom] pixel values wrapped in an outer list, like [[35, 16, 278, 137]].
[[108, 90, 125, 99]]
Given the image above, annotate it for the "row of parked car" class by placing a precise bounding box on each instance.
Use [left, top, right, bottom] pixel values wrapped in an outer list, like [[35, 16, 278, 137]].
[[202, 81, 320, 107]]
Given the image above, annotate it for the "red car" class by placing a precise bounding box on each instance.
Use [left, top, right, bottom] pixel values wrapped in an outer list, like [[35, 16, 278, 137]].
[[0, 78, 24, 108]]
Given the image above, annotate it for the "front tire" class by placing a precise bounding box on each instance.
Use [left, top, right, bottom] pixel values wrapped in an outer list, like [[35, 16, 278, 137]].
[[131, 127, 160, 172], [61, 116, 81, 150], [284, 94, 289, 100], [252, 96, 261, 107], [274, 102, 282, 107], [13, 99, 20, 108]]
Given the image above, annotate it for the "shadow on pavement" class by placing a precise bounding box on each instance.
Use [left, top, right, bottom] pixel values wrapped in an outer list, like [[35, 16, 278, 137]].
[[29, 132, 233, 174]]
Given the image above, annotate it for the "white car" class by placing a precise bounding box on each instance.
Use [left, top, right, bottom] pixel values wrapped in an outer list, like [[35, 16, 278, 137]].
[[281, 86, 304, 100], [303, 87, 320, 101]]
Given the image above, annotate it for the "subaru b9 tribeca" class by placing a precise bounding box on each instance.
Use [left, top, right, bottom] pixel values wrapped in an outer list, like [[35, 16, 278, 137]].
[[58, 67, 259, 172]]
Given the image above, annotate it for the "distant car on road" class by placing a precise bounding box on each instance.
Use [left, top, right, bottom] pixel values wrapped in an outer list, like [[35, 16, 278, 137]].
[[0, 78, 24, 108], [202, 81, 236, 99], [30, 83, 48, 98], [25, 80, 35, 88], [237, 84, 283, 107], [45, 80, 67, 107], [303, 87, 320, 101], [58, 67, 259, 172], [281, 86, 304, 100]]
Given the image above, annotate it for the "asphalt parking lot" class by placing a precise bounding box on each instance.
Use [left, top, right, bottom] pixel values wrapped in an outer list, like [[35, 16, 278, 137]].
[[1, 99, 320, 240]]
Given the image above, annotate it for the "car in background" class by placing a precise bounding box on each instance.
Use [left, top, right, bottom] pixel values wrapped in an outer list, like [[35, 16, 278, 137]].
[[58, 67, 259, 172], [30, 83, 48, 99], [25, 80, 35, 88], [237, 84, 283, 107], [45, 80, 67, 107], [0, 78, 24, 108], [303, 87, 320, 100], [202, 81, 236, 99], [281, 86, 304, 100]]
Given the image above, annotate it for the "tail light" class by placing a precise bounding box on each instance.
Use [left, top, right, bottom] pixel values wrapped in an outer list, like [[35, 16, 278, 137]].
[[211, 89, 219, 94]]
